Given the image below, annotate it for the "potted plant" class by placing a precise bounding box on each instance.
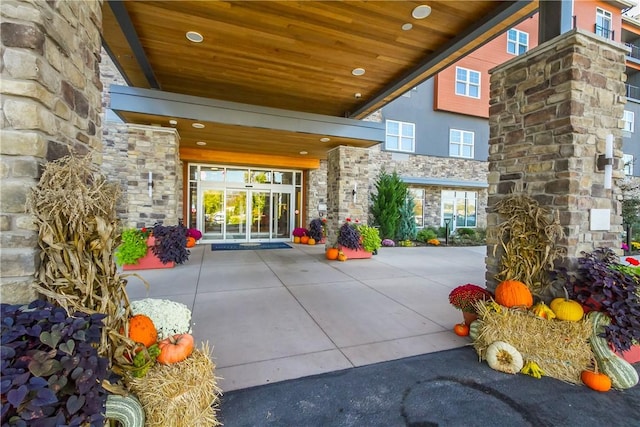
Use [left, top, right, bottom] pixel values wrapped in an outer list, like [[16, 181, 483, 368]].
[[337, 218, 372, 259], [292, 227, 307, 243], [308, 218, 326, 243], [448, 283, 493, 325], [150, 222, 190, 265], [356, 224, 381, 254], [115, 228, 150, 266]]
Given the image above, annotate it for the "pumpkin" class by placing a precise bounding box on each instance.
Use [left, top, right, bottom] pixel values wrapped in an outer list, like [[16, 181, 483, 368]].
[[186, 236, 196, 248], [531, 301, 556, 320], [550, 287, 584, 321], [105, 395, 145, 426], [128, 314, 158, 347], [300, 236, 309, 244], [337, 251, 347, 262], [293, 236, 301, 244], [157, 333, 195, 365], [587, 311, 639, 389], [494, 280, 533, 308], [485, 341, 524, 374], [326, 248, 339, 260], [581, 368, 611, 392], [307, 238, 316, 245], [453, 323, 469, 337]]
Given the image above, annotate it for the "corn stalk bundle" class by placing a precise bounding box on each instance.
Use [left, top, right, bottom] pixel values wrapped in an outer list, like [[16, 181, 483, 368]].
[[25, 154, 132, 363], [492, 194, 566, 297]]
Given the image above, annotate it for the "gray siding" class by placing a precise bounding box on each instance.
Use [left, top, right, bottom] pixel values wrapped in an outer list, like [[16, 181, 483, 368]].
[[380, 79, 490, 161]]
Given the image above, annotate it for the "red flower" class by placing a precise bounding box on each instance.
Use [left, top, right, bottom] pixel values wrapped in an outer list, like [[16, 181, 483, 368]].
[[626, 257, 639, 266], [141, 227, 147, 233], [346, 218, 351, 222]]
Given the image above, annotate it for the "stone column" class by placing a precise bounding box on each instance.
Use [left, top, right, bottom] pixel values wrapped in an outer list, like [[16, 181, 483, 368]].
[[486, 29, 627, 291], [121, 125, 182, 228], [325, 146, 370, 246], [0, 0, 104, 303]]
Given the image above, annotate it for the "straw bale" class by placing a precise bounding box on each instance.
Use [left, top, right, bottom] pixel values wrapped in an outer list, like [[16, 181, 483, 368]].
[[473, 303, 593, 384], [128, 343, 222, 426]]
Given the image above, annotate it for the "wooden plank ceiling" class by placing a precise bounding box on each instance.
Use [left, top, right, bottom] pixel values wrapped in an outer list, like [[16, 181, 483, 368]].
[[102, 0, 538, 164]]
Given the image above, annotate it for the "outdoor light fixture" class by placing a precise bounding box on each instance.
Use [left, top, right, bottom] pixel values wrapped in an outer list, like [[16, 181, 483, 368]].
[[148, 172, 154, 198], [352, 183, 357, 203], [597, 134, 614, 189]]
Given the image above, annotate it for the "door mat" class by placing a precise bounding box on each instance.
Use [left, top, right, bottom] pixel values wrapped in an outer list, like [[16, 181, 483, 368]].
[[211, 242, 292, 251]]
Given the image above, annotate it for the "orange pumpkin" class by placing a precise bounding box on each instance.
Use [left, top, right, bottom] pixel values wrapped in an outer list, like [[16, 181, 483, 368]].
[[453, 323, 470, 337], [307, 238, 316, 245], [300, 236, 309, 244], [581, 370, 611, 392], [293, 236, 301, 244], [157, 333, 195, 364], [326, 248, 339, 260], [128, 314, 158, 347], [494, 279, 533, 308], [186, 236, 196, 248]]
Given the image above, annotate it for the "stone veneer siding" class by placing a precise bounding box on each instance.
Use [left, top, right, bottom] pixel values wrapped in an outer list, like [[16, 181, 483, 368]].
[[1, 0, 103, 303], [325, 146, 370, 246], [486, 29, 627, 291]]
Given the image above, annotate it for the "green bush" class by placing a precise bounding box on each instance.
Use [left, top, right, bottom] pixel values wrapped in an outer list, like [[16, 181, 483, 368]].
[[370, 171, 407, 240], [115, 228, 148, 266], [397, 194, 417, 241], [416, 228, 437, 242], [456, 228, 476, 237]]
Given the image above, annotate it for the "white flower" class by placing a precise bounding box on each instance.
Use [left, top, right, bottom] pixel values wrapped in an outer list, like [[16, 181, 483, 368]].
[[130, 298, 192, 340]]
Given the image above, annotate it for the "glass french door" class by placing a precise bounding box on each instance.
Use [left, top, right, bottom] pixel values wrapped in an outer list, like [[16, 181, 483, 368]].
[[200, 187, 292, 241], [441, 190, 477, 233]]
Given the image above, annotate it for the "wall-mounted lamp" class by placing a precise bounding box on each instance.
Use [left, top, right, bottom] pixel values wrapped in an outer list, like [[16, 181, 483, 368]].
[[148, 172, 154, 198], [352, 183, 357, 203], [597, 134, 614, 189]]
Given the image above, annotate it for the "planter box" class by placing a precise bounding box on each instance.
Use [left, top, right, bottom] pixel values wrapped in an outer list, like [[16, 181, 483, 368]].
[[615, 345, 640, 364], [338, 245, 372, 259], [123, 236, 175, 270]]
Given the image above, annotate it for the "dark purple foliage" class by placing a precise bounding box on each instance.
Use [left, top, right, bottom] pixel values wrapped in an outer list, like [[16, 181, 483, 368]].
[[337, 222, 361, 250], [555, 248, 640, 352], [308, 219, 324, 242], [151, 222, 190, 264], [1, 300, 109, 426]]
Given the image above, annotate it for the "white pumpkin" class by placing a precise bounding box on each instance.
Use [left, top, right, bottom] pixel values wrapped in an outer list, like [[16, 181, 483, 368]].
[[486, 341, 524, 374]]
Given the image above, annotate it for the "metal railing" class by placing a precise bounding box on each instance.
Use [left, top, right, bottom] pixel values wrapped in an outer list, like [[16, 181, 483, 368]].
[[626, 84, 640, 101], [594, 24, 614, 40], [626, 42, 640, 61]]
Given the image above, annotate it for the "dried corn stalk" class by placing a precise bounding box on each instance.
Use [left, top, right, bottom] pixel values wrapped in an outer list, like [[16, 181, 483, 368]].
[[492, 194, 565, 297], [25, 154, 132, 364]]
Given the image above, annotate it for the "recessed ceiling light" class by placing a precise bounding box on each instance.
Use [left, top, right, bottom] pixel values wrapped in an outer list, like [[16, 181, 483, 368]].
[[354, 92, 362, 99], [351, 68, 365, 76], [169, 119, 177, 126], [412, 5, 432, 19], [196, 141, 207, 146], [192, 123, 205, 129], [320, 137, 331, 142], [299, 151, 308, 155], [186, 31, 204, 43], [402, 23, 413, 31]]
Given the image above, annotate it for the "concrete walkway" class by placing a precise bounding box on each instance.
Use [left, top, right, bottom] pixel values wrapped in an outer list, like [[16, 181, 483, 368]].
[[125, 243, 486, 392]]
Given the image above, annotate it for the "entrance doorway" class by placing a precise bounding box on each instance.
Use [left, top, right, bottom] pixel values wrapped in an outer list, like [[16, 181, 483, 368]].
[[441, 190, 477, 233], [188, 164, 302, 242]]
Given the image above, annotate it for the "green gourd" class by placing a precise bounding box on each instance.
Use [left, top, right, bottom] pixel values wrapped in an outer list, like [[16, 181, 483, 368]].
[[469, 319, 484, 341], [105, 394, 145, 427], [587, 311, 638, 390]]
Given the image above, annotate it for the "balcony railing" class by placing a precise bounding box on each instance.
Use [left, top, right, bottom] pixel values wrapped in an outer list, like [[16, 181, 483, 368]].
[[626, 43, 640, 61], [594, 24, 614, 40], [626, 84, 640, 101]]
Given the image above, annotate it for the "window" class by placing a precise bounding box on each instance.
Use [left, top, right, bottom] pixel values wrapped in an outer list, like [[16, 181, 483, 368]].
[[441, 190, 477, 230], [455, 67, 480, 98], [595, 8, 613, 39], [623, 154, 634, 176], [449, 129, 474, 158], [507, 29, 529, 55], [385, 120, 415, 152], [409, 188, 424, 228], [623, 110, 635, 133]]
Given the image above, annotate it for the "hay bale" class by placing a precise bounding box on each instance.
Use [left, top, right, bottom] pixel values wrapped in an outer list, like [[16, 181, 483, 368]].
[[128, 343, 222, 426], [473, 303, 593, 384]]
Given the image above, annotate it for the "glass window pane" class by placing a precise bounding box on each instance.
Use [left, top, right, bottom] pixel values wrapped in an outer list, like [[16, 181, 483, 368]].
[[463, 132, 473, 144], [226, 169, 248, 183], [386, 136, 399, 149], [449, 145, 459, 156], [456, 82, 466, 94], [456, 68, 466, 80], [200, 167, 225, 182], [251, 170, 271, 184], [470, 72, 480, 84], [387, 121, 399, 134], [401, 124, 414, 137], [469, 86, 479, 98], [519, 32, 528, 44], [450, 130, 461, 143], [463, 145, 472, 158]]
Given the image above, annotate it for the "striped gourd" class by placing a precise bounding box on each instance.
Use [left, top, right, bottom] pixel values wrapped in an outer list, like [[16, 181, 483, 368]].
[[469, 319, 484, 342], [105, 394, 145, 427], [587, 311, 639, 390]]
